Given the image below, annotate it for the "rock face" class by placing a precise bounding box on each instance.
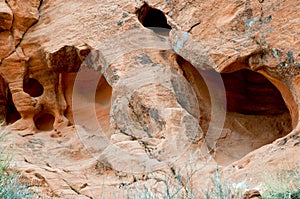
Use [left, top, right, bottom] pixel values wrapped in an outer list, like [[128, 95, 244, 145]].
[[0, 0, 299, 198], [243, 190, 262, 199]]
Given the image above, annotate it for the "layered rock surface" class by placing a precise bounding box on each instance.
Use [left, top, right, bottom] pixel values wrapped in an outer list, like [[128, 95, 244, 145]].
[[0, 0, 299, 198]]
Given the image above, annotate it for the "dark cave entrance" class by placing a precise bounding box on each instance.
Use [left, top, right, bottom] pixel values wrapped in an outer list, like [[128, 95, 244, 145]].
[[221, 69, 289, 115], [6, 89, 21, 124], [0, 76, 7, 123], [23, 78, 44, 97], [0, 75, 21, 124], [176, 55, 293, 165], [136, 3, 171, 36]]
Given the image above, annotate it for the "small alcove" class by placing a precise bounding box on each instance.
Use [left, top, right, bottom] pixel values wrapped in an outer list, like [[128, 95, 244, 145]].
[[136, 3, 171, 36], [6, 89, 21, 124], [175, 55, 293, 165], [34, 111, 55, 131], [23, 78, 44, 97]]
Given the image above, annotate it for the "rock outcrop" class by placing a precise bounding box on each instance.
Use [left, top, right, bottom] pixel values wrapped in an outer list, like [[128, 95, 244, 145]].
[[0, 0, 299, 198], [243, 190, 262, 199]]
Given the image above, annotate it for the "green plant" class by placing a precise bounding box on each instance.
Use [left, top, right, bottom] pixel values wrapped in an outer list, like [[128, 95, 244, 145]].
[[262, 167, 300, 199], [0, 134, 36, 199]]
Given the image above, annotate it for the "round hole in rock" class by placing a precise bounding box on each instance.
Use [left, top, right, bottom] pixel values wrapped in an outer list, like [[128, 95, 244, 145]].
[[176, 55, 293, 165], [23, 78, 44, 97], [34, 111, 55, 131], [136, 3, 171, 36]]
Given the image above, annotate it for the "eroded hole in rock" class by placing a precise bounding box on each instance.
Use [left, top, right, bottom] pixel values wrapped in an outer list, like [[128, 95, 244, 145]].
[[0, 76, 6, 123], [34, 111, 55, 131], [217, 69, 293, 165], [222, 69, 289, 115], [23, 78, 44, 97], [136, 3, 171, 36], [6, 89, 21, 124], [62, 73, 112, 132], [176, 55, 293, 165]]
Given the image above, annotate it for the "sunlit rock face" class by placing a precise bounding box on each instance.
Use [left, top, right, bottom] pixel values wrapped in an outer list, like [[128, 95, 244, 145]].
[[0, 0, 299, 198]]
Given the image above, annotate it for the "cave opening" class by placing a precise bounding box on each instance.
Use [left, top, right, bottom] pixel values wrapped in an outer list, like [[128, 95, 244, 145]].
[[23, 78, 44, 97], [6, 89, 21, 124], [0, 76, 6, 123], [176, 55, 293, 165], [34, 111, 55, 131], [136, 3, 171, 36], [221, 69, 289, 115]]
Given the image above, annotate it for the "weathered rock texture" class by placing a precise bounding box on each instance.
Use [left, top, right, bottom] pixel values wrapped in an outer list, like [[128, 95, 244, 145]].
[[0, 0, 299, 198]]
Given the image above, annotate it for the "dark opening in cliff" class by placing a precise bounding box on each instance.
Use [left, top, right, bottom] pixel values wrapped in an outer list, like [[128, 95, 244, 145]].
[[176, 55, 293, 165], [23, 78, 44, 97], [136, 3, 171, 36], [34, 111, 55, 131], [0, 76, 6, 123], [221, 69, 289, 115], [6, 89, 21, 124]]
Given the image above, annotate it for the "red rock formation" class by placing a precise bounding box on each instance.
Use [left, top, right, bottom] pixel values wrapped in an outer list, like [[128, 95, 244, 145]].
[[0, 0, 299, 198]]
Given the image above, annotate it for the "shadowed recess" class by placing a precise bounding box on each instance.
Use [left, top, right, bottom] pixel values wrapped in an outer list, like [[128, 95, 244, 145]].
[[34, 111, 55, 131], [175, 55, 292, 165], [23, 78, 44, 97], [136, 3, 171, 35], [0, 75, 6, 122], [221, 69, 289, 115], [6, 89, 21, 124]]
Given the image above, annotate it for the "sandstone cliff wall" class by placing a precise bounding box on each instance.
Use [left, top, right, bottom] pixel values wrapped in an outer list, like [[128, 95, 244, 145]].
[[0, 0, 299, 198]]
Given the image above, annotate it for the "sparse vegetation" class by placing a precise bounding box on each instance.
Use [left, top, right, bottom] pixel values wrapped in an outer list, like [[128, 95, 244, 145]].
[[0, 134, 35, 199], [126, 149, 245, 199], [0, 131, 299, 199], [262, 167, 300, 199], [128, 158, 300, 199], [126, 166, 245, 199], [204, 168, 243, 199]]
